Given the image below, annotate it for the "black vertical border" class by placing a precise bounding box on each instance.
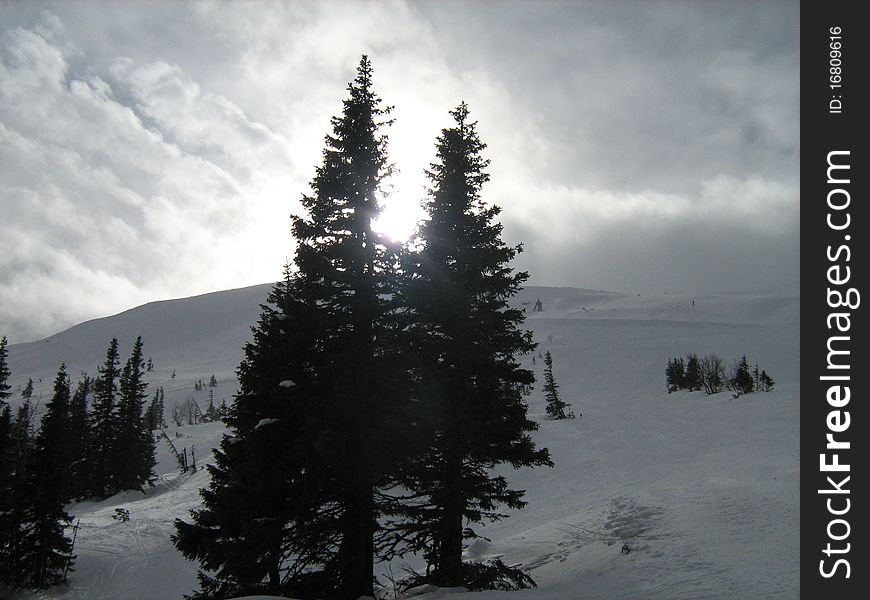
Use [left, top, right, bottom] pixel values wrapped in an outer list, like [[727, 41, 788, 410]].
[[802, 1, 867, 597]]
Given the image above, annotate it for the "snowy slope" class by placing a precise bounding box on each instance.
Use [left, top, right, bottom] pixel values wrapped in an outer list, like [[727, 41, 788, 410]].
[[6, 283, 799, 600]]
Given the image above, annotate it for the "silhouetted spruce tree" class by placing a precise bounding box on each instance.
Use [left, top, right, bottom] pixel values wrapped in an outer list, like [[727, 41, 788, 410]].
[[729, 355, 754, 397], [67, 375, 92, 500], [2, 394, 36, 587], [114, 337, 155, 491], [684, 353, 702, 392], [88, 338, 121, 497], [18, 365, 76, 588], [204, 397, 217, 422], [394, 102, 551, 589], [544, 351, 570, 419], [175, 56, 408, 600], [665, 356, 686, 392], [145, 387, 166, 431], [174, 271, 331, 599], [0, 336, 15, 584], [759, 370, 775, 392], [287, 54, 411, 599], [21, 378, 34, 400], [0, 336, 10, 402]]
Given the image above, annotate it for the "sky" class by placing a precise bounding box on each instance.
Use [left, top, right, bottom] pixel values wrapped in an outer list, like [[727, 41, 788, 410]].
[[0, 0, 799, 343]]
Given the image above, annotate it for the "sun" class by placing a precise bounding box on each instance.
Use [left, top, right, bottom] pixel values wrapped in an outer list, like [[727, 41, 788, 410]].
[[372, 193, 425, 243]]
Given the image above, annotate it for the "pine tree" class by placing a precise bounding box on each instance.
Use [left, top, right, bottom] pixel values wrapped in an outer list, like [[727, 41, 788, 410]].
[[21, 378, 34, 400], [287, 54, 411, 599], [0, 335, 15, 584], [759, 370, 775, 392], [394, 102, 551, 589], [2, 394, 36, 586], [157, 387, 166, 428], [114, 337, 155, 491], [0, 336, 10, 402], [729, 355, 754, 397], [204, 395, 217, 422], [209, 374, 217, 388], [665, 356, 686, 392], [67, 376, 92, 500], [544, 351, 570, 419], [18, 365, 76, 588], [174, 272, 329, 598], [684, 353, 702, 392], [88, 338, 121, 497], [175, 56, 407, 599]]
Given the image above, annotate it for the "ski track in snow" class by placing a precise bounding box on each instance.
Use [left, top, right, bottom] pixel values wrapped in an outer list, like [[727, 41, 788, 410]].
[[6, 285, 799, 600]]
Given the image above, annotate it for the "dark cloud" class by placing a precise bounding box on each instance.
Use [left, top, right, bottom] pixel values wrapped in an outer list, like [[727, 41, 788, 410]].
[[0, 1, 798, 342]]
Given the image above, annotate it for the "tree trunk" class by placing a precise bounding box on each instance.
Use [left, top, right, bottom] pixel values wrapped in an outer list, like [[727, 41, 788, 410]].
[[339, 479, 375, 600], [435, 455, 464, 587]]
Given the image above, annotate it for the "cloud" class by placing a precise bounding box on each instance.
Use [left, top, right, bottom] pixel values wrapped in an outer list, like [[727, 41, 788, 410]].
[[0, 19, 297, 341], [0, 1, 799, 341]]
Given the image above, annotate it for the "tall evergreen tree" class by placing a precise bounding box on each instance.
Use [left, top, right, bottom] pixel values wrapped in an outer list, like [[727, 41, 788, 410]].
[[88, 338, 121, 497], [0, 336, 10, 402], [68, 375, 92, 500], [0, 336, 14, 584], [18, 365, 76, 588], [175, 56, 407, 600], [288, 54, 410, 599], [2, 393, 36, 587], [114, 337, 155, 491], [395, 103, 551, 589]]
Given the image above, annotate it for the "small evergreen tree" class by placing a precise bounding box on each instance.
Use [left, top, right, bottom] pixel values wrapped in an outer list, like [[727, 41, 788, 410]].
[[209, 374, 217, 388], [204, 394, 217, 422], [21, 378, 34, 400], [156, 387, 166, 428], [665, 356, 686, 392], [759, 370, 775, 392], [728, 355, 754, 397], [544, 352, 570, 419], [684, 353, 703, 392]]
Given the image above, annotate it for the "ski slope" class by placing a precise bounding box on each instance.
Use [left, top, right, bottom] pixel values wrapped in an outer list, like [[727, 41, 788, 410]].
[[5, 284, 799, 600]]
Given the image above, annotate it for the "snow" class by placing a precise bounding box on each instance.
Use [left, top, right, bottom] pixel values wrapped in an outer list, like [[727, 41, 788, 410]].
[[5, 283, 799, 600], [278, 379, 296, 388], [255, 418, 280, 429]]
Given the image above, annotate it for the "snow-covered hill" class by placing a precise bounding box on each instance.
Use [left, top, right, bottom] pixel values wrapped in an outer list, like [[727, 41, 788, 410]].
[[6, 283, 799, 600]]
